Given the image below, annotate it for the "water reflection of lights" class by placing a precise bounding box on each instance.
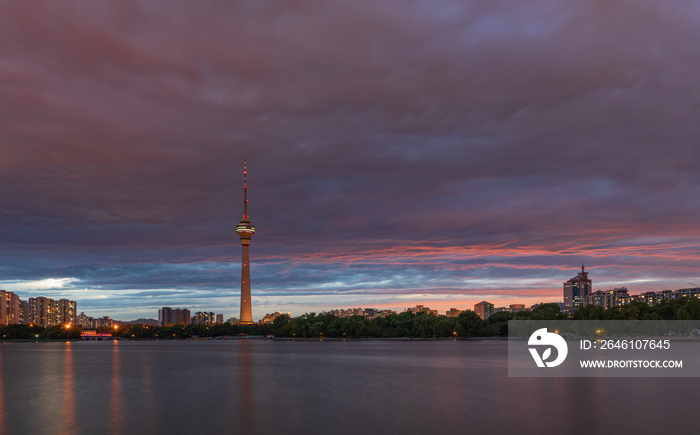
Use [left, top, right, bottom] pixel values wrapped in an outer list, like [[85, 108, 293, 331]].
[[60, 344, 77, 433], [108, 342, 123, 433]]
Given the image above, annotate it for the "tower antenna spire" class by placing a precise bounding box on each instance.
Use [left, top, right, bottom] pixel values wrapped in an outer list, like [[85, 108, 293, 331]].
[[243, 159, 248, 217]]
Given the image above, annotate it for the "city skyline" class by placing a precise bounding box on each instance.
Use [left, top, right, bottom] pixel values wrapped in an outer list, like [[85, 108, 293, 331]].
[[2, 2, 700, 320], [5, 264, 700, 323]]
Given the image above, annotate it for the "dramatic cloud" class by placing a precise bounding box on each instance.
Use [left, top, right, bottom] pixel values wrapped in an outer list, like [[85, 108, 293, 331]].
[[1, 0, 700, 319]]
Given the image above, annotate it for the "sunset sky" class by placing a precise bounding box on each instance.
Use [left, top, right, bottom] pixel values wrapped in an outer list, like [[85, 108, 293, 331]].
[[2, 1, 700, 320]]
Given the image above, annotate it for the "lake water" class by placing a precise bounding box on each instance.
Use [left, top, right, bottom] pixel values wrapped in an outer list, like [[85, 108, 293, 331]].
[[0, 339, 696, 434]]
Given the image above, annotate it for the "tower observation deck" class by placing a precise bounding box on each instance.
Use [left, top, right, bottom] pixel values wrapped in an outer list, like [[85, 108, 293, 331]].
[[235, 159, 256, 324]]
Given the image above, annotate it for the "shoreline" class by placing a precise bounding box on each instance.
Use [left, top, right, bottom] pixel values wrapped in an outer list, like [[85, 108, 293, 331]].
[[0, 336, 507, 343]]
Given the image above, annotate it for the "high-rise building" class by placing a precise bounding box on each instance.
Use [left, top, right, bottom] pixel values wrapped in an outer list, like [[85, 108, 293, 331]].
[[0, 290, 20, 325], [28, 297, 56, 327], [585, 288, 630, 309], [175, 309, 190, 325], [192, 311, 215, 325], [158, 307, 191, 326], [25, 297, 77, 327], [78, 312, 95, 329], [474, 301, 494, 320], [19, 300, 29, 324], [236, 159, 256, 325], [58, 299, 77, 325], [563, 264, 592, 312], [158, 307, 170, 326], [215, 314, 224, 324]]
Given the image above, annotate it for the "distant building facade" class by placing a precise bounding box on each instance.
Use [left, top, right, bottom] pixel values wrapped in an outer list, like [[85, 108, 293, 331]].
[[78, 312, 95, 329], [94, 316, 115, 328], [446, 308, 462, 317], [158, 307, 191, 326], [192, 312, 213, 325], [328, 308, 396, 319], [259, 311, 289, 325], [0, 290, 20, 325], [330, 308, 364, 318], [474, 301, 494, 320], [564, 265, 592, 312], [585, 288, 630, 309], [22, 296, 78, 327], [29, 297, 54, 327], [529, 302, 566, 312], [493, 304, 528, 314], [406, 305, 438, 315], [57, 299, 77, 325], [632, 287, 700, 307], [19, 300, 29, 324]]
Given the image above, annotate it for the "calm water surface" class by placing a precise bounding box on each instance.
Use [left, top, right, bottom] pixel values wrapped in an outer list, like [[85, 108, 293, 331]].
[[0, 340, 697, 435]]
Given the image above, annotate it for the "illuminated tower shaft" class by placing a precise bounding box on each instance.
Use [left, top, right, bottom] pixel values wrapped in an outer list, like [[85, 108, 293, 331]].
[[240, 242, 252, 323], [236, 159, 256, 325]]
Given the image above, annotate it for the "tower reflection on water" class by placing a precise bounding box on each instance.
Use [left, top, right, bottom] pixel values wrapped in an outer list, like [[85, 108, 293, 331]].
[[238, 341, 255, 433], [0, 349, 6, 435], [109, 342, 123, 433]]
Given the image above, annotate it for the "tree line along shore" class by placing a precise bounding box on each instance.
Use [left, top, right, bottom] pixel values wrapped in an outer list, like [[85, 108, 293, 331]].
[[2, 297, 700, 341]]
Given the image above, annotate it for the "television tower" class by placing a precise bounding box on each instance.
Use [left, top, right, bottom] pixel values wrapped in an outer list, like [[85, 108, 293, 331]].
[[235, 159, 256, 324]]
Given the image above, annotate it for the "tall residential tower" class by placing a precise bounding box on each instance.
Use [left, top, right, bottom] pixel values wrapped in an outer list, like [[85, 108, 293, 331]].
[[235, 160, 256, 324], [563, 264, 592, 312]]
